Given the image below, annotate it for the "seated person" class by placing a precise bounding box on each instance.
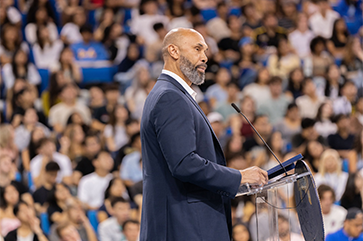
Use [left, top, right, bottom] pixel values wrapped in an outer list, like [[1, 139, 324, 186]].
[[97, 177, 129, 223], [0, 155, 33, 207], [32, 162, 60, 214], [122, 220, 140, 241], [46, 183, 72, 226], [73, 133, 101, 186], [48, 83, 91, 134], [292, 118, 326, 155], [317, 185, 347, 236], [56, 221, 97, 241], [98, 197, 131, 241], [30, 138, 72, 188], [120, 133, 143, 187], [327, 114, 355, 159], [326, 208, 363, 241], [77, 151, 113, 210], [48, 199, 97, 241], [4, 201, 47, 241], [70, 24, 109, 63]]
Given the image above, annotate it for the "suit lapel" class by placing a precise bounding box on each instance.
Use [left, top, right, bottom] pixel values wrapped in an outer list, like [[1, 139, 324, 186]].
[[157, 74, 225, 163]]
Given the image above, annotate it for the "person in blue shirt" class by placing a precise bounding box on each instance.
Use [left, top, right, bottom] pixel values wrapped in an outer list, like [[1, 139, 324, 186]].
[[326, 208, 363, 241], [70, 24, 109, 61]]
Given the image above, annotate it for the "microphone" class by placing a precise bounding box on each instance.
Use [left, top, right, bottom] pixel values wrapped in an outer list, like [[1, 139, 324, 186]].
[[231, 103, 288, 177]]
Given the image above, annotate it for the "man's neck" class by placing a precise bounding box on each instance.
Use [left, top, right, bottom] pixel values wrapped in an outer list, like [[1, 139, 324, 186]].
[[63, 100, 76, 106], [338, 130, 349, 139]]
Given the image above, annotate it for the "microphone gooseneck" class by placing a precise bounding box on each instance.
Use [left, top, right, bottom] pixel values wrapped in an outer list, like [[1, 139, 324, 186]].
[[231, 103, 288, 177]]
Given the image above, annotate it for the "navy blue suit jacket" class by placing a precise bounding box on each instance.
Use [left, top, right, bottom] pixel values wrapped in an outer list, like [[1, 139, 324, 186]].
[[140, 73, 242, 241]]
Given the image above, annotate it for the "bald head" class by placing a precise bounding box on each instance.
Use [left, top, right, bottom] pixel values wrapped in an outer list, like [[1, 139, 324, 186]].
[[162, 28, 206, 60], [161, 28, 208, 86]]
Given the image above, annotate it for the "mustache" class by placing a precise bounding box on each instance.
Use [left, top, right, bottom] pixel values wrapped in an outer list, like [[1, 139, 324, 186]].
[[195, 63, 208, 69]]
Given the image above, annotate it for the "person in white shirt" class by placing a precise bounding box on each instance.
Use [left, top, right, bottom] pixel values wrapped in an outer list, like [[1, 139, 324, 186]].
[[77, 151, 113, 210], [32, 25, 64, 69], [98, 197, 131, 241], [314, 149, 349, 201], [308, 0, 340, 39], [289, 13, 315, 59], [25, 7, 58, 45], [333, 81, 357, 115], [317, 184, 347, 236], [30, 138, 73, 188], [296, 78, 325, 119], [130, 0, 169, 45], [2, 49, 41, 90], [60, 8, 86, 45], [48, 83, 91, 134]]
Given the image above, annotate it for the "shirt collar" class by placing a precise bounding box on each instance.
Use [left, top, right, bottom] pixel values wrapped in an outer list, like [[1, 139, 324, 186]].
[[161, 69, 197, 101]]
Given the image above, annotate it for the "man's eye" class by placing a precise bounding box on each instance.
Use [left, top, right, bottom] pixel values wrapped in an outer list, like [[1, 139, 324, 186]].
[[196, 48, 200, 51]]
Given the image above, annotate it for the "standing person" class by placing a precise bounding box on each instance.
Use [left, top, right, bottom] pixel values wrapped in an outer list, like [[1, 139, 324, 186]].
[[140, 28, 268, 241]]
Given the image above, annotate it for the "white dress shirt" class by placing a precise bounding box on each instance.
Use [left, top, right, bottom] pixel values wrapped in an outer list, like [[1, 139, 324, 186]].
[[309, 10, 340, 39], [161, 69, 197, 101]]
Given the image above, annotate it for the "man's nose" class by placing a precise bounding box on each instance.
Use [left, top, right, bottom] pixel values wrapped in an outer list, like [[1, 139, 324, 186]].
[[201, 51, 208, 63]]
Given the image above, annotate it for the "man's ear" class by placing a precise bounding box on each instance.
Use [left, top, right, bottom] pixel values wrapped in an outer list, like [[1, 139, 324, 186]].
[[168, 44, 180, 60]]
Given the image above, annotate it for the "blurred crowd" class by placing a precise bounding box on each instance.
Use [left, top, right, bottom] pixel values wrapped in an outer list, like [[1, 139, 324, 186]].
[[0, 0, 362, 240]]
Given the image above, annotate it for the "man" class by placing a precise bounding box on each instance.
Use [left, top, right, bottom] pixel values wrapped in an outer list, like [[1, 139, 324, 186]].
[[257, 76, 292, 125], [73, 133, 102, 186], [30, 138, 72, 187], [33, 161, 60, 213], [291, 118, 326, 154], [317, 184, 347, 236], [77, 151, 113, 210], [70, 24, 109, 62], [140, 28, 268, 240], [327, 114, 355, 159], [253, 13, 288, 54], [49, 199, 97, 241], [98, 197, 131, 241], [48, 83, 91, 133], [326, 208, 363, 241], [266, 214, 304, 241], [122, 220, 140, 241], [309, 0, 340, 39]]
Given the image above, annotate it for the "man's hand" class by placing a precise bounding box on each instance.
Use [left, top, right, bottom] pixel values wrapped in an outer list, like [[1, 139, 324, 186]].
[[240, 166, 268, 186]]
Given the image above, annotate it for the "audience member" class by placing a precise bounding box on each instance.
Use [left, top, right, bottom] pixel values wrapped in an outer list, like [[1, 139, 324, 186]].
[[98, 197, 131, 241], [0, 183, 21, 237], [257, 76, 292, 124], [232, 222, 252, 241], [46, 183, 72, 225], [314, 101, 337, 138], [120, 133, 143, 187], [32, 161, 60, 213], [296, 78, 325, 119], [309, 0, 340, 38], [30, 137, 72, 188], [326, 208, 363, 241], [4, 201, 48, 241], [60, 8, 86, 45], [77, 151, 113, 209], [274, 103, 301, 146], [327, 18, 349, 59], [289, 13, 315, 59], [333, 80, 357, 115], [348, 130, 363, 174], [314, 149, 349, 200], [327, 114, 355, 159], [48, 83, 91, 133], [340, 37, 363, 84], [98, 177, 129, 223], [340, 172, 363, 210], [318, 185, 347, 236], [122, 219, 140, 241], [70, 24, 109, 62]]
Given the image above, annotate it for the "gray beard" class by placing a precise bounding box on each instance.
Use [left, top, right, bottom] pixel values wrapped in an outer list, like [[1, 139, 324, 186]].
[[179, 55, 205, 86]]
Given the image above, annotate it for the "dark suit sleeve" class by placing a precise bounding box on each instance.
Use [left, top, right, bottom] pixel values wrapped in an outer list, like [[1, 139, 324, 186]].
[[152, 91, 241, 198]]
